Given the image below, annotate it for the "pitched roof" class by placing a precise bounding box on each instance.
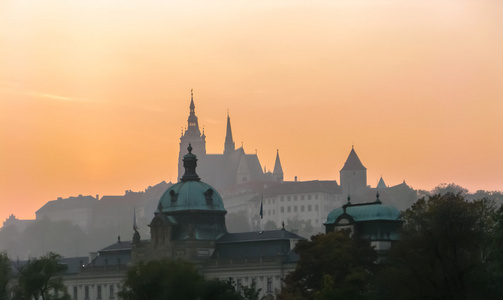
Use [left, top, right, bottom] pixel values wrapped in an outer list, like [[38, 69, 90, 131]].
[[377, 176, 387, 189], [340, 147, 366, 171]]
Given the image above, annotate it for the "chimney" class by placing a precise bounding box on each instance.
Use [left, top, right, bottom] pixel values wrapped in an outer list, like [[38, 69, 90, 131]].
[[294, 176, 298, 182]]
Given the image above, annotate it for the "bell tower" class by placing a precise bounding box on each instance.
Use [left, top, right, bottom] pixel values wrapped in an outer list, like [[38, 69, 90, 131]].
[[178, 90, 206, 181]]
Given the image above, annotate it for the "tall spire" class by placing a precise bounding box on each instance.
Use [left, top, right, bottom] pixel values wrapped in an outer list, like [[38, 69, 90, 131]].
[[273, 149, 284, 182], [224, 112, 235, 154], [185, 89, 201, 136]]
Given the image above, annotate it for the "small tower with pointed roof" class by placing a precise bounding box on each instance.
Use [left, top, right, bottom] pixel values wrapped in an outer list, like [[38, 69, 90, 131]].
[[273, 149, 284, 182], [178, 90, 207, 181], [224, 112, 235, 155], [340, 146, 367, 200]]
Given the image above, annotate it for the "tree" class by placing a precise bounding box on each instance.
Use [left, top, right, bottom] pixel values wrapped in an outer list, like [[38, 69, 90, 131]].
[[0, 252, 10, 300], [119, 259, 206, 300], [14, 252, 69, 300], [201, 278, 242, 300], [278, 231, 377, 300], [431, 183, 468, 196], [374, 193, 500, 300]]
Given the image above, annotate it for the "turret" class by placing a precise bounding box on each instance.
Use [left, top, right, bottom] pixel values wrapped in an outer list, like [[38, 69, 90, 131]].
[[273, 149, 284, 182], [340, 146, 367, 199]]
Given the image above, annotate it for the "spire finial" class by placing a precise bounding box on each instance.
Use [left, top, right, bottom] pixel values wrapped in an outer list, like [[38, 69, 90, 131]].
[[347, 194, 351, 204], [191, 88, 193, 98], [187, 143, 193, 154]]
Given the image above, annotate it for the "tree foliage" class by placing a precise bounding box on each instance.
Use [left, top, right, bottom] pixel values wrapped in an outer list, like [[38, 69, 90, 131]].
[[373, 193, 502, 300], [13, 252, 69, 300], [278, 231, 377, 300], [0, 252, 10, 300], [119, 258, 264, 300], [119, 259, 205, 300]]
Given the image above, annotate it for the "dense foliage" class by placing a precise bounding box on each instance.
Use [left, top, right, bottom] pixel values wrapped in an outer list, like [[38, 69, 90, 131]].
[[119, 258, 263, 300], [278, 231, 377, 300], [0, 252, 10, 300], [13, 252, 69, 300], [372, 193, 503, 300]]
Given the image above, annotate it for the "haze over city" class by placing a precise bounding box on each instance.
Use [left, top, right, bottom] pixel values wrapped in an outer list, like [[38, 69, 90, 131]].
[[1, 0, 502, 222]]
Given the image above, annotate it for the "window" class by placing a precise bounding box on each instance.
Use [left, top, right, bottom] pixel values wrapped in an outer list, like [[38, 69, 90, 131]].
[[267, 277, 273, 293], [287, 196, 291, 201], [294, 195, 297, 201], [110, 285, 115, 299], [73, 287, 78, 300], [308, 205, 312, 211], [84, 286, 89, 300], [301, 205, 305, 212], [294, 206, 297, 212], [280, 207, 284, 213], [301, 195, 305, 200], [308, 195, 312, 200], [287, 206, 291, 213], [315, 205, 319, 211], [281, 196, 284, 201], [315, 194, 318, 200], [97, 286, 102, 299]]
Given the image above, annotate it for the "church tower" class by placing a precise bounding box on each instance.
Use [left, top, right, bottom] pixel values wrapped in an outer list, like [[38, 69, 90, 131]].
[[273, 149, 284, 182], [223, 113, 235, 155], [340, 146, 367, 199], [178, 90, 206, 181]]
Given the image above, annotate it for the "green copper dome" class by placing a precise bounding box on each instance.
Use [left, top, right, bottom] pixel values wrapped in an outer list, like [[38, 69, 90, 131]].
[[157, 144, 226, 213], [158, 180, 226, 213], [326, 202, 400, 225]]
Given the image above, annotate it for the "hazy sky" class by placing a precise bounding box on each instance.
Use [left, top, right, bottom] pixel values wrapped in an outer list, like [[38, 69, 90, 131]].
[[1, 0, 502, 221]]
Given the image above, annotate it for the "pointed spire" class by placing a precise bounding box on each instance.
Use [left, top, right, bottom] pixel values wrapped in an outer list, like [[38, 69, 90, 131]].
[[190, 89, 195, 110], [273, 149, 284, 182], [377, 176, 387, 189], [224, 112, 235, 154], [185, 89, 201, 137]]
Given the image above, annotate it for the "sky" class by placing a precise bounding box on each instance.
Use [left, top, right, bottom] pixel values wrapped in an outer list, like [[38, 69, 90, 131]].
[[1, 0, 502, 222]]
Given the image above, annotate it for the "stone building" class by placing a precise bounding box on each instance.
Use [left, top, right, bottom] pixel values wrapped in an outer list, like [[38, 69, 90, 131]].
[[62, 146, 304, 300]]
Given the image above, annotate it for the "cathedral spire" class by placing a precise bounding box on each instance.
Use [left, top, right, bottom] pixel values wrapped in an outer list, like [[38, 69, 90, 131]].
[[273, 149, 284, 182], [185, 89, 201, 136], [224, 112, 235, 154]]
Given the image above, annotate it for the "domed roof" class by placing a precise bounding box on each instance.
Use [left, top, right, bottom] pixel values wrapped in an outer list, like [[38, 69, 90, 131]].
[[326, 201, 400, 225], [157, 143, 226, 214], [157, 180, 225, 213]]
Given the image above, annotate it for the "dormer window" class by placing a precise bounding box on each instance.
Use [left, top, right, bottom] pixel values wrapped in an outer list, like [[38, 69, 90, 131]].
[[170, 190, 178, 203], [204, 189, 214, 205]]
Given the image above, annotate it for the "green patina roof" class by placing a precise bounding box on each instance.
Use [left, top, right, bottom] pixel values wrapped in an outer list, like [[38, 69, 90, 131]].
[[326, 202, 400, 225], [157, 180, 226, 213]]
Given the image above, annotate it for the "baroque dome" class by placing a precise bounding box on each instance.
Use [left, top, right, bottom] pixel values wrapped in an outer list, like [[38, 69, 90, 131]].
[[157, 180, 225, 213], [157, 144, 226, 213]]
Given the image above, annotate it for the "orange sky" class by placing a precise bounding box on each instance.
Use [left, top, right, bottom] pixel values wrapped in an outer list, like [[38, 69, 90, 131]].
[[1, 0, 502, 222]]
